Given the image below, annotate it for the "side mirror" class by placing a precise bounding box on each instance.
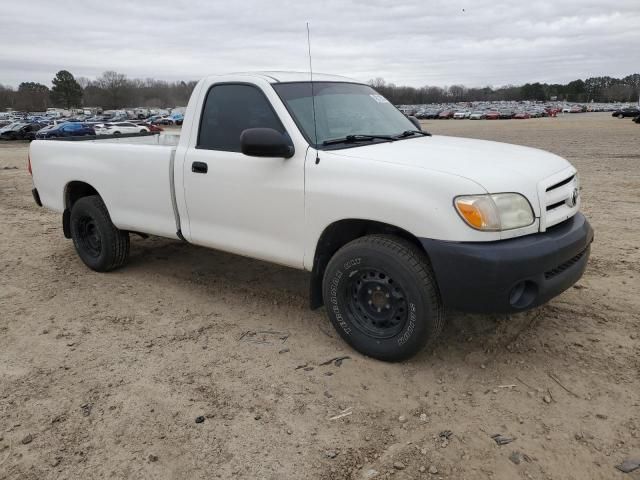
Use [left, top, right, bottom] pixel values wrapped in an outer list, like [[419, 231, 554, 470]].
[[240, 128, 294, 158], [408, 116, 422, 131]]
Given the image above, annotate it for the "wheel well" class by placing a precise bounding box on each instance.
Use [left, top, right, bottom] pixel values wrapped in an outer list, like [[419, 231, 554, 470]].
[[65, 181, 99, 209], [62, 181, 100, 238], [309, 219, 426, 309]]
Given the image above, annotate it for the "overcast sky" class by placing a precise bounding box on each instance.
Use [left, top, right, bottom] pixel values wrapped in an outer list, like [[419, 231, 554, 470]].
[[2, 0, 639, 88]]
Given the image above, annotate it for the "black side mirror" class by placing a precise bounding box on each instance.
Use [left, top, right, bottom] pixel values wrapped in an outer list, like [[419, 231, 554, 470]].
[[240, 128, 294, 158], [408, 116, 422, 131]]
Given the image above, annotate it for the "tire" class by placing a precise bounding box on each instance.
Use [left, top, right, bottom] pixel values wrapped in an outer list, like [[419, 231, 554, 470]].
[[322, 234, 444, 361], [618, 113, 624, 119], [113, 131, 121, 136], [70, 195, 129, 272], [140, 129, 147, 133]]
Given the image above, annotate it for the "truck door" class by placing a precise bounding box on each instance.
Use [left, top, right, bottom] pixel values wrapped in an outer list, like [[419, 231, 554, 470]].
[[182, 83, 306, 269]]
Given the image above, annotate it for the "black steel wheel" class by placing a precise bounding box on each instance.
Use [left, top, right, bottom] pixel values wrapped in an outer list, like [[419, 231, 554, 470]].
[[345, 268, 408, 339], [70, 195, 129, 272], [323, 234, 444, 361], [76, 216, 102, 258]]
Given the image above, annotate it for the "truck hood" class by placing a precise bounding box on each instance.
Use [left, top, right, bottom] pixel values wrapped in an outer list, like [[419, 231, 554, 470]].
[[328, 135, 572, 194]]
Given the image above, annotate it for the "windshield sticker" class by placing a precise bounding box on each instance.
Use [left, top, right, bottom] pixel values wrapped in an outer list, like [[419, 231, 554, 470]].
[[369, 94, 389, 104]]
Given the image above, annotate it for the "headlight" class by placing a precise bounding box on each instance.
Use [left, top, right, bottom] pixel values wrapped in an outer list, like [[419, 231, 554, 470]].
[[454, 193, 534, 231]]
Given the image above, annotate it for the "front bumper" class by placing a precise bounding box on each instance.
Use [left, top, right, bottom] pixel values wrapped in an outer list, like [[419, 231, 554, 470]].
[[420, 213, 594, 313]]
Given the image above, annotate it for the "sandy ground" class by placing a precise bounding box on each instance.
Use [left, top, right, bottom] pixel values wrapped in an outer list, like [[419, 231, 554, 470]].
[[0, 113, 639, 480]]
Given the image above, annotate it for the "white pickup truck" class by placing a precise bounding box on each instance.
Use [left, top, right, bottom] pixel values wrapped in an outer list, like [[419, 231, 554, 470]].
[[29, 72, 593, 361]]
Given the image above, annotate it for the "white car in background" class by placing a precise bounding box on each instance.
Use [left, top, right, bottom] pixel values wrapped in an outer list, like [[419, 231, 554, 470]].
[[95, 122, 150, 136], [453, 110, 470, 119]]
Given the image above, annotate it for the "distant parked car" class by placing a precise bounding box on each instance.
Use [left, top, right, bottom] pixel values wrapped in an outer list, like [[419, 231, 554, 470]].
[[0, 123, 26, 140], [453, 111, 470, 119], [415, 109, 440, 119], [0, 122, 24, 136], [151, 116, 176, 126], [0, 122, 48, 141], [469, 111, 485, 120], [35, 122, 95, 139], [498, 109, 513, 119], [612, 107, 640, 118], [513, 112, 531, 119], [438, 110, 454, 119], [169, 113, 184, 126], [484, 111, 500, 120], [94, 122, 150, 136], [528, 109, 545, 118], [133, 121, 163, 133]]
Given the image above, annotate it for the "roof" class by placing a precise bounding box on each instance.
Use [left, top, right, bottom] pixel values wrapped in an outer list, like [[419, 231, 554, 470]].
[[206, 71, 358, 84]]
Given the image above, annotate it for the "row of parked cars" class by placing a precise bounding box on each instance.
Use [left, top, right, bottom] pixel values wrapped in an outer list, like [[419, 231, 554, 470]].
[[415, 107, 555, 120], [402, 102, 640, 121], [0, 117, 169, 141]]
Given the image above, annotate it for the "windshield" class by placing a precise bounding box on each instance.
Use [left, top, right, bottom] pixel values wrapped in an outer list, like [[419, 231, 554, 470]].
[[273, 82, 416, 148]]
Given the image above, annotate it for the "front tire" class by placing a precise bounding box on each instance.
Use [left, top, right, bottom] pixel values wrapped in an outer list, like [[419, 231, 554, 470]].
[[322, 235, 444, 361], [618, 113, 624, 118], [70, 195, 129, 272]]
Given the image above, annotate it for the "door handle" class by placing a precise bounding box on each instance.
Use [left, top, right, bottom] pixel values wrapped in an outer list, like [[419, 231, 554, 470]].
[[192, 161, 208, 174]]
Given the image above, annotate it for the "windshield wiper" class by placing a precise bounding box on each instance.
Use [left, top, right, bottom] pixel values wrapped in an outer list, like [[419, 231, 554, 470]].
[[322, 134, 396, 146], [395, 130, 432, 139]]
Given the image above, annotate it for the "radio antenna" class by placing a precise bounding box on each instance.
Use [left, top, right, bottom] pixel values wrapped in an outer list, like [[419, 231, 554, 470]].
[[306, 22, 320, 163]]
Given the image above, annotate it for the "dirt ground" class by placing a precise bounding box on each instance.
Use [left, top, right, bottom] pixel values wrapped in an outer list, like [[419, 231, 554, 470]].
[[1, 113, 639, 480]]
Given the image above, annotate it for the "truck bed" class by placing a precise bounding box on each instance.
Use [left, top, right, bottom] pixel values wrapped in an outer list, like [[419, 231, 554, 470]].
[[30, 133, 181, 239]]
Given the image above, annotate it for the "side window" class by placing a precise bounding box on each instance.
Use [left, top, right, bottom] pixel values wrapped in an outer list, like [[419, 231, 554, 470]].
[[197, 84, 284, 152]]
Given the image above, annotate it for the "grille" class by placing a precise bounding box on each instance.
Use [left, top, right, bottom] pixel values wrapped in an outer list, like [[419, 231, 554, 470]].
[[546, 175, 575, 192], [544, 247, 587, 279], [541, 172, 579, 229]]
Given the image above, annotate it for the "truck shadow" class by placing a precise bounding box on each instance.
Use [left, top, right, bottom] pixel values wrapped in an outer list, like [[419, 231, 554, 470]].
[[125, 236, 550, 363]]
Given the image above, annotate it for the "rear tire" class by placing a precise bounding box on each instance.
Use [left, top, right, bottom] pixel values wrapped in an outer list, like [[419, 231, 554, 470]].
[[70, 195, 129, 272], [618, 113, 624, 119], [322, 234, 444, 361]]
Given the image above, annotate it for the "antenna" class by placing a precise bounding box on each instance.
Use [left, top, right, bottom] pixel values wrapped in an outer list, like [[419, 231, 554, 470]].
[[306, 22, 320, 163]]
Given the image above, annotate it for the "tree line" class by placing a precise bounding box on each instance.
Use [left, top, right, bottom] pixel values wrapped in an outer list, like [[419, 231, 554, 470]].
[[369, 74, 640, 105], [1, 70, 638, 112], [0, 70, 197, 112]]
